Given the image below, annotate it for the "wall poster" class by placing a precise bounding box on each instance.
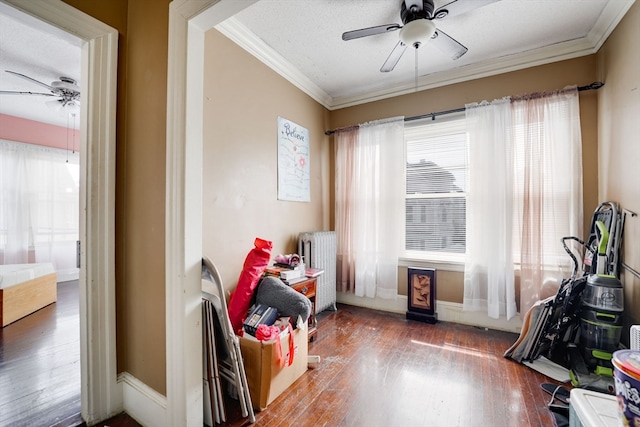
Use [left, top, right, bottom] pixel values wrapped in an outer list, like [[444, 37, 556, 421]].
[[277, 116, 310, 202]]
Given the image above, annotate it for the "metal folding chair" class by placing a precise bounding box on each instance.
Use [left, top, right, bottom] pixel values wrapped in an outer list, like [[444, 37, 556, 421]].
[[202, 256, 255, 424]]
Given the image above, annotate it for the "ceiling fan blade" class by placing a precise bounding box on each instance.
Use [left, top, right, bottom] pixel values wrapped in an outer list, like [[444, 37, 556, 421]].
[[430, 29, 468, 60], [434, 0, 500, 20], [5, 70, 55, 92], [0, 90, 56, 96], [380, 41, 408, 72], [342, 24, 401, 41]]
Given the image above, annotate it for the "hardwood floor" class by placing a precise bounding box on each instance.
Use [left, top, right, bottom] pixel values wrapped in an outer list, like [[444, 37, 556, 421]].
[[1, 283, 565, 427], [216, 305, 566, 427], [0, 280, 81, 427]]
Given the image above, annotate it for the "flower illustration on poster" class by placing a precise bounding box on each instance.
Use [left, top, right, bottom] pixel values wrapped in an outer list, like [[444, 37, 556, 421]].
[[277, 116, 310, 202]]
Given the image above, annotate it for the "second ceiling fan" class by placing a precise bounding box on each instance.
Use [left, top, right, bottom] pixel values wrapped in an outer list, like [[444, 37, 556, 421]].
[[1, 70, 80, 112], [342, 0, 499, 72]]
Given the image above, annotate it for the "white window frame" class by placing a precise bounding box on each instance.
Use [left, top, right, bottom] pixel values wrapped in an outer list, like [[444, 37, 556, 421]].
[[401, 114, 467, 271]]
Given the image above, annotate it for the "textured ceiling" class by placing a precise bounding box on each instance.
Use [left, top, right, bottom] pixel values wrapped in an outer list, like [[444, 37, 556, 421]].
[[222, 0, 635, 108], [0, 0, 635, 128], [0, 1, 81, 128]]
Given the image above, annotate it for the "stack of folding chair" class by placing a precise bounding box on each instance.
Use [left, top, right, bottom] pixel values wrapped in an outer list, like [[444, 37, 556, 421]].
[[202, 256, 255, 424]]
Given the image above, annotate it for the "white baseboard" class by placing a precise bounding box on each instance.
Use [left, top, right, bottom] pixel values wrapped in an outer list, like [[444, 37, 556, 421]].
[[435, 300, 523, 333], [336, 292, 523, 333], [336, 291, 408, 314], [118, 372, 167, 427]]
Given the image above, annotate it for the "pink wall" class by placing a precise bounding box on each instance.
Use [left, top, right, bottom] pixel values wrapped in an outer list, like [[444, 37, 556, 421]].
[[0, 113, 81, 151]]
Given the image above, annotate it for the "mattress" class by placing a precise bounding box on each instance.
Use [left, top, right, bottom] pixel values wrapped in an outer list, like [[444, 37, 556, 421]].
[[0, 263, 55, 289]]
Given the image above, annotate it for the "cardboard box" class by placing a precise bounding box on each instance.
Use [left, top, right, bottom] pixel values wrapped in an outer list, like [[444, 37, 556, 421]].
[[239, 319, 308, 411]]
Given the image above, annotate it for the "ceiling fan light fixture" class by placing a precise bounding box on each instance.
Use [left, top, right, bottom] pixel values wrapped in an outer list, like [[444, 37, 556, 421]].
[[45, 98, 80, 116], [399, 19, 436, 48], [65, 101, 80, 115]]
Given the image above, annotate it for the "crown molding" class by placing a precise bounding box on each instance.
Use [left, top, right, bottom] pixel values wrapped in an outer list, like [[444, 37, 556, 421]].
[[332, 37, 599, 109], [586, 0, 636, 51], [215, 0, 634, 111], [215, 17, 333, 109]]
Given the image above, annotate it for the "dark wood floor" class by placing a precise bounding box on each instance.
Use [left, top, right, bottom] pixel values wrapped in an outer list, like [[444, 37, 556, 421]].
[[0, 280, 82, 427], [0, 281, 141, 427], [216, 305, 567, 427], [1, 283, 566, 427]]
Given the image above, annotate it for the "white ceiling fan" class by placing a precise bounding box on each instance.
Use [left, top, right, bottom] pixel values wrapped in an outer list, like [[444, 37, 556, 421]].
[[1, 69, 80, 113], [342, 0, 500, 72]]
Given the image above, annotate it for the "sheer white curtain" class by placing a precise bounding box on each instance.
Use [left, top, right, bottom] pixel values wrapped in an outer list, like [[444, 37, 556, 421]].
[[513, 87, 583, 312], [335, 117, 405, 299], [0, 140, 79, 277], [464, 87, 583, 319], [463, 98, 518, 320]]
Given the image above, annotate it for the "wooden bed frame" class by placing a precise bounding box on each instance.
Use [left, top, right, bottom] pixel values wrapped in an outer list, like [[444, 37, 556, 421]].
[[1, 271, 57, 327]]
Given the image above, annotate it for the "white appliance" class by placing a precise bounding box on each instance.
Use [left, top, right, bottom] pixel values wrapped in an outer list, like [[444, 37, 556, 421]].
[[631, 325, 640, 351]]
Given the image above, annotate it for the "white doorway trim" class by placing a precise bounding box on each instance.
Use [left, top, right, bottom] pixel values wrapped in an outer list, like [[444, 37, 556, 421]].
[[1, 0, 120, 424], [166, 1, 257, 425]]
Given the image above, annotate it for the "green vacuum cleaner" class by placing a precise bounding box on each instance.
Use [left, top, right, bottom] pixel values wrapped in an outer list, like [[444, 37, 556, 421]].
[[570, 221, 624, 392], [579, 273, 624, 375]]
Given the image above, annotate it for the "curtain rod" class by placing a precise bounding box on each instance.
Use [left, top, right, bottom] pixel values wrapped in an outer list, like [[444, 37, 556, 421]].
[[324, 81, 604, 136]]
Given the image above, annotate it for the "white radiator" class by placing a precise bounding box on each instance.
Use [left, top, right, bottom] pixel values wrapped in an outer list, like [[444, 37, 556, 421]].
[[298, 231, 337, 313]]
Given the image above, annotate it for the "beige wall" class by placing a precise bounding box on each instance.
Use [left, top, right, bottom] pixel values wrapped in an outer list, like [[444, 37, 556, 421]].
[[63, 0, 169, 394], [330, 57, 600, 306], [118, 0, 169, 394], [596, 1, 640, 337], [202, 30, 331, 290]]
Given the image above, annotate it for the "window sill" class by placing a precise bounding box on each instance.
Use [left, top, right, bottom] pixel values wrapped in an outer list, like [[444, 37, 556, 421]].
[[398, 253, 465, 272]]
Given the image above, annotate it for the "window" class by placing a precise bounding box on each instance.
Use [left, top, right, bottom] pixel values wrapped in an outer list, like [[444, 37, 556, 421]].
[[510, 106, 579, 269], [404, 117, 467, 260], [0, 140, 79, 268]]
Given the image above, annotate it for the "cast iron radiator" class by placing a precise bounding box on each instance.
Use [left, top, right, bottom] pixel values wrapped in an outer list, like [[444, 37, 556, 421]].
[[298, 231, 337, 313]]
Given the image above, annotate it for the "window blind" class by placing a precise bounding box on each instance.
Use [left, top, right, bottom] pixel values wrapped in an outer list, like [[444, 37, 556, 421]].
[[405, 120, 467, 254]]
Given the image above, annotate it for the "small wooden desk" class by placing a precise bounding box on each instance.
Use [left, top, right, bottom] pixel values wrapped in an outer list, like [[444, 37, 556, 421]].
[[289, 277, 317, 341]]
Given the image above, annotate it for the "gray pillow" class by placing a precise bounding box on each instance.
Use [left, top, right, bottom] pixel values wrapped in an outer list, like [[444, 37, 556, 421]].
[[255, 276, 311, 324]]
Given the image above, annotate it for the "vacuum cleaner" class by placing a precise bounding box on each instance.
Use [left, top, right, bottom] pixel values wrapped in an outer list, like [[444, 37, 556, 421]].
[[570, 221, 624, 393]]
